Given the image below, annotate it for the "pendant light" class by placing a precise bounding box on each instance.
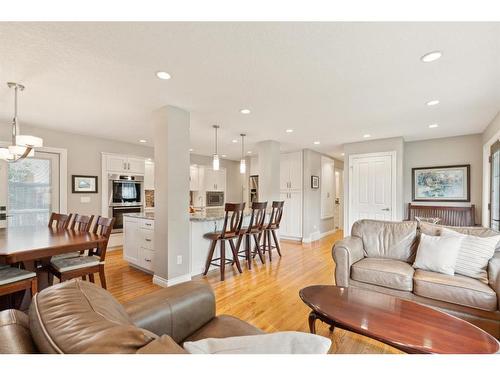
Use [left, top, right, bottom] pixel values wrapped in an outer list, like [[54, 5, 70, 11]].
[[0, 82, 43, 162], [240, 133, 246, 174], [212, 125, 220, 171]]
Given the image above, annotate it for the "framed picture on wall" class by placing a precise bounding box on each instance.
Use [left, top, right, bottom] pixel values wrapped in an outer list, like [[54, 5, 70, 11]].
[[311, 175, 320, 189], [72, 175, 98, 193], [412, 165, 470, 202]]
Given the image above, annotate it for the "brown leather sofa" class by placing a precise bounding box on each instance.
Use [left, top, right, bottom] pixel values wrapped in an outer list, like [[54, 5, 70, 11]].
[[333, 219, 500, 338], [0, 279, 262, 354]]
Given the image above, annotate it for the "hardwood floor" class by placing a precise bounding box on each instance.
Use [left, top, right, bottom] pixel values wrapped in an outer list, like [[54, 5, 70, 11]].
[[103, 230, 401, 354]]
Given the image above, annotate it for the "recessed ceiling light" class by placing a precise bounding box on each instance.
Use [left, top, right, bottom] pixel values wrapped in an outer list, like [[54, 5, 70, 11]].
[[421, 51, 442, 63], [426, 100, 440, 106], [247, 151, 252, 154], [232, 139, 238, 143], [240, 109, 251, 114], [313, 141, 320, 145], [363, 134, 371, 138], [189, 148, 194, 152], [139, 139, 147, 143], [428, 124, 439, 128], [285, 129, 294, 133], [156, 71, 171, 80]]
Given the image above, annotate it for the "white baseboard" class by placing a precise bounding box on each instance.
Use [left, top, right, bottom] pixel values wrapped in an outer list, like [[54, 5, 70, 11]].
[[152, 275, 169, 288], [152, 273, 192, 287], [302, 229, 337, 243]]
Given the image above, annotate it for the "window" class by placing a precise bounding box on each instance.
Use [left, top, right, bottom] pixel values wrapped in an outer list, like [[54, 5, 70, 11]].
[[490, 141, 500, 230], [8, 151, 60, 227]]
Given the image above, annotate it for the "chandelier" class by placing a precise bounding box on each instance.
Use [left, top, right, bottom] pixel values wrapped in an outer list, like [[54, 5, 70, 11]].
[[0, 82, 43, 162]]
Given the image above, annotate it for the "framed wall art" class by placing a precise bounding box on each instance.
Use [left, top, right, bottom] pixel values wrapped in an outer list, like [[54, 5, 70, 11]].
[[412, 165, 470, 202]]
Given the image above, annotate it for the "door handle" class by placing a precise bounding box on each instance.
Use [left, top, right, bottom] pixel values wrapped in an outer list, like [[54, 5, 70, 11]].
[[381, 208, 390, 211]]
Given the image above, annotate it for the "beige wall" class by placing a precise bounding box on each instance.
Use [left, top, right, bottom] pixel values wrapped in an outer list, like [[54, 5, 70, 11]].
[[404, 134, 483, 223], [482, 111, 500, 144], [0, 124, 153, 217]]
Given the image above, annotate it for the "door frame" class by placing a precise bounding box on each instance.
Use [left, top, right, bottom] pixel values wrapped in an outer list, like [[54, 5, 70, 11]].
[[347, 151, 397, 234], [0, 142, 68, 214], [483, 128, 500, 227]]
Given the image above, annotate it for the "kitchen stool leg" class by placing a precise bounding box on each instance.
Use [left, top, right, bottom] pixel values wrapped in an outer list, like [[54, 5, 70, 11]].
[[272, 230, 282, 257], [203, 240, 217, 276], [229, 239, 242, 273], [220, 240, 226, 281]]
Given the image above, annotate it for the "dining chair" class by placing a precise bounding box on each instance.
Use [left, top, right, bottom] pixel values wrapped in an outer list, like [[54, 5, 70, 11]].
[[260, 201, 284, 261], [0, 264, 37, 306], [236, 201, 267, 269], [49, 216, 114, 289], [203, 203, 245, 281], [48, 212, 72, 229], [51, 214, 96, 261]]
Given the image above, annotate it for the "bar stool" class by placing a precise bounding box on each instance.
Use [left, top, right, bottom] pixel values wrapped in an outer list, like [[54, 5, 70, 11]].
[[261, 201, 285, 261], [236, 201, 267, 269], [203, 203, 245, 281]]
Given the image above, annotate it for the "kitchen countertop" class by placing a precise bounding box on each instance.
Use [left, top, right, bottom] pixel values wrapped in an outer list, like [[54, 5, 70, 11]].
[[123, 212, 155, 220], [124, 209, 270, 222]]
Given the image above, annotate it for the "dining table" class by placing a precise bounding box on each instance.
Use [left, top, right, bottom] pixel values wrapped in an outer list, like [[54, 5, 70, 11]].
[[0, 226, 108, 309]]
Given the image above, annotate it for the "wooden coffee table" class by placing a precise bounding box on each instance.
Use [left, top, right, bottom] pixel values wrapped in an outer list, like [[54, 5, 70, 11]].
[[299, 285, 500, 354]]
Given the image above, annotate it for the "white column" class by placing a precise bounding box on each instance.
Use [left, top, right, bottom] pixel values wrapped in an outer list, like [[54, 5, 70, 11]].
[[152, 105, 191, 286], [257, 140, 280, 204]]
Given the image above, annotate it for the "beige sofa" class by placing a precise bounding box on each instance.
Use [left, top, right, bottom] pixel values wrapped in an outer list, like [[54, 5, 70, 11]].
[[333, 219, 500, 338]]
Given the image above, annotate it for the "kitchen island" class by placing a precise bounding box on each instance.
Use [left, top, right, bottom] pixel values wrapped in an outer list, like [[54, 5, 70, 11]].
[[122, 209, 273, 278]]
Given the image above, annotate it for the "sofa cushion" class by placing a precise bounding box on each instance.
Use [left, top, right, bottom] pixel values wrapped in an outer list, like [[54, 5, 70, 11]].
[[0, 310, 38, 354], [412, 232, 462, 275], [351, 220, 418, 262], [29, 279, 157, 353], [183, 315, 263, 343], [413, 270, 498, 311], [351, 258, 415, 291], [420, 222, 500, 238]]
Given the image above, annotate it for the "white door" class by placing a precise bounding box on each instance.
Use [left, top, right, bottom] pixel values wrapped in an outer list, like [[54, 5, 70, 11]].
[[350, 154, 393, 231], [288, 191, 303, 237], [7, 151, 60, 227], [123, 217, 139, 263], [321, 157, 335, 219], [335, 168, 344, 230]]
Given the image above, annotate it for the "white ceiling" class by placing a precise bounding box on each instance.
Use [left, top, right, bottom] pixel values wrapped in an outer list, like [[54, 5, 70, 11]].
[[0, 22, 499, 160]]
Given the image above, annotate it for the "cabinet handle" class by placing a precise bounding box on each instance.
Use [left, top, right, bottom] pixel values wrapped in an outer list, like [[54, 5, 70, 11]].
[[145, 259, 152, 262], [145, 223, 152, 226], [128, 162, 131, 170], [145, 238, 152, 242]]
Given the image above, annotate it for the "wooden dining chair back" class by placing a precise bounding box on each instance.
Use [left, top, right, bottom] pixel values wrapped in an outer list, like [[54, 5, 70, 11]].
[[48, 213, 72, 229], [0, 265, 37, 308], [203, 203, 246, 281], [49, 216, 115, 290], [261, 201, 285, 261], [220, 203, 246, 239], [237, 201, 268, 269], [70, 214, 94, 232]]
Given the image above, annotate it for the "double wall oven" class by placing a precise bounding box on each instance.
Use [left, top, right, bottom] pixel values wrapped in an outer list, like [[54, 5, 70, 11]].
[[108, 174, 143, 232]]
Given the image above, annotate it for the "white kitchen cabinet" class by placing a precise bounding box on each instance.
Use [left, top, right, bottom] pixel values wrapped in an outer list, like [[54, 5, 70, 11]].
[[106, 154, 145, 174], [190, 165, 200, 191], [202, 167, 226, 191], [144, 162, 155, 190], [280, 191, 303, 239], [280, 151, 303, 190], [123, 217, 139, 264], [123, 216, 155, 273]]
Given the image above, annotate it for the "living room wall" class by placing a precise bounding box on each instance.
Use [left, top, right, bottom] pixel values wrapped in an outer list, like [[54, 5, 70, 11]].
[[403, 134, 483, 224]]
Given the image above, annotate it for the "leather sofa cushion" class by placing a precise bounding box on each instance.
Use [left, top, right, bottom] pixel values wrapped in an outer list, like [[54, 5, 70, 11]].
[[420, 222, 500, 238], [0, 310, 38, 354], [351, 258, 415, 291], [183, 315, 263, 343], [29, 279, 157, 353], [413, 270, 498, 311], [351, 220, 418, 262]]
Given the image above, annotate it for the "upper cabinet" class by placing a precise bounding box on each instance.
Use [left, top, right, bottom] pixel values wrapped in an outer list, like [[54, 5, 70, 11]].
[[144, 162, 155, 190], [190, 165, 200, 191], [280, 151, 303, 191], [106, 155, 145, 174], [202, 167, 226, 192]]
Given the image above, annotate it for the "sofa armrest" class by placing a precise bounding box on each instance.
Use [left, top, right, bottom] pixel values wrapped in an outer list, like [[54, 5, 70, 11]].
[[123, 280, 216, 343], [488, 252, 500, 308], [332, 236, 364, 287]]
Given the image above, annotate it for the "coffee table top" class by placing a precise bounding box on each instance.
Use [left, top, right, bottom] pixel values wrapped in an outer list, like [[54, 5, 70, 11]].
[[300, 285, 499, 354]]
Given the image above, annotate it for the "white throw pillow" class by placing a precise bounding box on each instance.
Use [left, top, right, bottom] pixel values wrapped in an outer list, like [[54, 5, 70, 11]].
[[183, 332, 332, 354], [441, 228, 500, 283], [413, 232, 463, 275]]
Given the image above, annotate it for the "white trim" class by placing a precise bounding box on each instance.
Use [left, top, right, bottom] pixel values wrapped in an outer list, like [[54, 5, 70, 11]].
[[302, 229, 338, 243], [152, 275, 169, 288], [346, 151, 397, 236], [482, 130, 500, 227]]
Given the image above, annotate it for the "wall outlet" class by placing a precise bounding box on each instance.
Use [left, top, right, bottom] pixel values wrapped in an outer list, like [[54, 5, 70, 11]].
[[80, 196, 91, 203], [176, 255, 183, 265]]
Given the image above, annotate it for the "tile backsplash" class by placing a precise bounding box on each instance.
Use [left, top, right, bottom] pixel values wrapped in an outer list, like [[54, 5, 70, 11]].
[[145, 189, 155, 208]]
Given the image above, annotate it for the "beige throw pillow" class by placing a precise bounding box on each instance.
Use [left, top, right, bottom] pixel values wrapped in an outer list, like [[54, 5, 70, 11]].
[[183, 332, 332, 354], [413, 232, 463, 275], [441, 228, 500, 283]]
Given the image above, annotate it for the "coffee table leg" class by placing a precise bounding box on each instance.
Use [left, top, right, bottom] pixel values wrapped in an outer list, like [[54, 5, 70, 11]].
[[308, 311, 318, 334], [329, 324, 335, 332]]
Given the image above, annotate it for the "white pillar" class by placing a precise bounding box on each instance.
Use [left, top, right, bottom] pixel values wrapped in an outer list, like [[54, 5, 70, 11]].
[[257, 140, 280, 204], [152, 105, 191, 286]]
